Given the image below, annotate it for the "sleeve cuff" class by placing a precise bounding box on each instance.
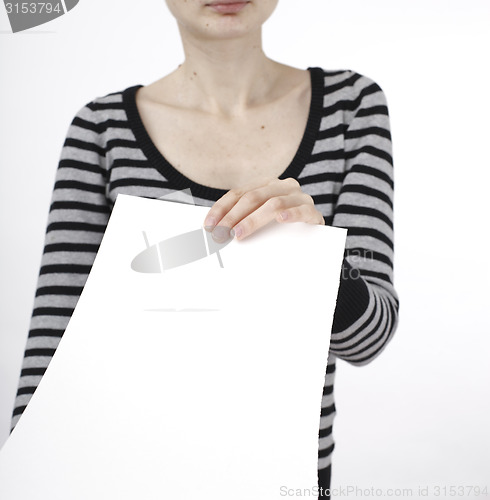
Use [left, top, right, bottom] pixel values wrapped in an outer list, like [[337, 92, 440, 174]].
[[331, 258, 370, 334]]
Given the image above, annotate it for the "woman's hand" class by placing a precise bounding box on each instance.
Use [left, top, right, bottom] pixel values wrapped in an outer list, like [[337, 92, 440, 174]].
[[203, 176, 325, 242]]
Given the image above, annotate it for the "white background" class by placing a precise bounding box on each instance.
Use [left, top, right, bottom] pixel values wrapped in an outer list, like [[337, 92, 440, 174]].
[[1, 0, 489, 494]]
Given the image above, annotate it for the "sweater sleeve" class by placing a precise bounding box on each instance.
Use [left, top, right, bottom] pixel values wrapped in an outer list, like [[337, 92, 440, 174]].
[[328, 74, 399, 366], [10, 101, 110, 432]]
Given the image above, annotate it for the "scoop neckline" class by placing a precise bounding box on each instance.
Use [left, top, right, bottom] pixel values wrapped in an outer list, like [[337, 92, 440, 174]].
[[122, 66, 325, 201]]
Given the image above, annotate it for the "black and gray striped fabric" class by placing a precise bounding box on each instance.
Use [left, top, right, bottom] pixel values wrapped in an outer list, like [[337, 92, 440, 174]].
[[11, 66, 399, 478]]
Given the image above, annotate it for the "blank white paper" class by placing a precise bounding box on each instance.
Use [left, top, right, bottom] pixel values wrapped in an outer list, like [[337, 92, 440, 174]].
[[0, 194, 347, 499]]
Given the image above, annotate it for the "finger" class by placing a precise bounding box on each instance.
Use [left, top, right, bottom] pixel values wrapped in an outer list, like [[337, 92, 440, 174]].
[[203, 176, 277, 230], [218, 180, 305, 239], [275, 203, 325, 226], [229, 192, 309, 240], [205, 177, 300, 234]]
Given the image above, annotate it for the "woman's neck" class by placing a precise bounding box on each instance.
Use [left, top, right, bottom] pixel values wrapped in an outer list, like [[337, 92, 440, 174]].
[[161, 28, 291, 117]]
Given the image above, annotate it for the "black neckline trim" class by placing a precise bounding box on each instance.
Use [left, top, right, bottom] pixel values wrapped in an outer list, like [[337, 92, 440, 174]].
[[122, 66, 324, 201]]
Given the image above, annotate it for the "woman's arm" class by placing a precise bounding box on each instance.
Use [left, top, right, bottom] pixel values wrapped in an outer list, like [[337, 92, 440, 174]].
[[329, 75, 399, 365], [11, 102, 110, 431]]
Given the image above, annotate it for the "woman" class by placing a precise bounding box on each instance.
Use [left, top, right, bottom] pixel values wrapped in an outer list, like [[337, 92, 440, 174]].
[[11, 0, 399, 495]]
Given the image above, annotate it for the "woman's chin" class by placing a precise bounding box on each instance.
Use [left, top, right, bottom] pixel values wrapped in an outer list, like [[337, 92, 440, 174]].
[[187, 18, 257, 42]]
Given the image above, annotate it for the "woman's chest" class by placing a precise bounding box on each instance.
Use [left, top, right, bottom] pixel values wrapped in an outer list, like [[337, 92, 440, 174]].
[[134, 90, 311, 191]]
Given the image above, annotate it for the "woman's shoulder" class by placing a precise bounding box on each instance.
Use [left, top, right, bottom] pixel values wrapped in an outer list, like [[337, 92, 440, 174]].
[[315, 66, 387, 96], [86, 83, 141, 106], [69, 83, 142, 128], [314, 66, 390, 122]]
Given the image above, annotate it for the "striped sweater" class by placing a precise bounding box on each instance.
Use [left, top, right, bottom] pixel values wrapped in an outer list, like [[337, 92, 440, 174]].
[[11, 66, 399, 486]]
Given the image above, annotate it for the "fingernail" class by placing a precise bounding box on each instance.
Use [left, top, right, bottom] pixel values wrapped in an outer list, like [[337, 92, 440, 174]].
[[280, 211, 288, 221], [212, 225, 231, 243], [231, 226, 242, 239], [204, 216, 216, 230]]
